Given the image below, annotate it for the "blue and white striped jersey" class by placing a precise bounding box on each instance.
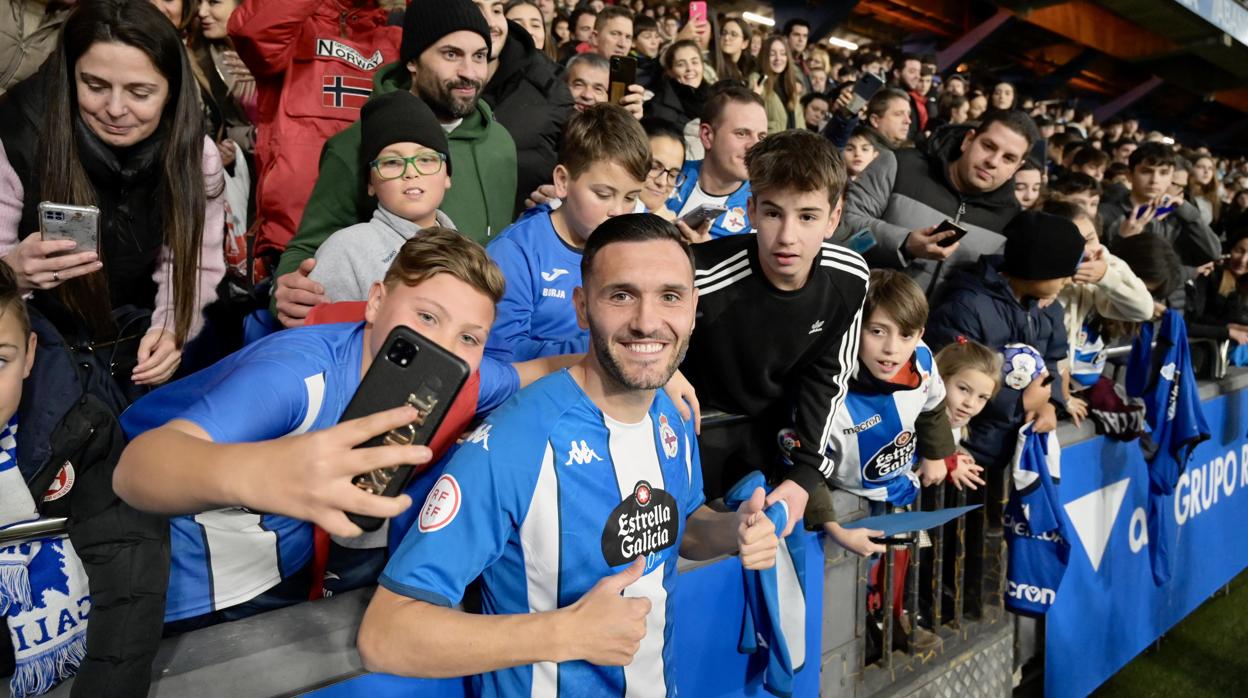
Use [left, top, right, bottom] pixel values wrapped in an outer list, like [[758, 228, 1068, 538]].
[[121, 322, 517, 622], [381, 370, 705, 697], [823, 342, 945, 505]]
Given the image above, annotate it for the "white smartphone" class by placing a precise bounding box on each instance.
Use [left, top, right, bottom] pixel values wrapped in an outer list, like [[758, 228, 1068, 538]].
[[39, 202, 100, 255]]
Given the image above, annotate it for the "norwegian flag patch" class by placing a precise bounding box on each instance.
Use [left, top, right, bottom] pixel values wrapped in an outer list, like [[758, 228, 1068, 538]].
[[322, 74, 372, 110]]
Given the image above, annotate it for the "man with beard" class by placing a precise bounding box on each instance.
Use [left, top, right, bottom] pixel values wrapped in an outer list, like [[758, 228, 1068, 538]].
[[271, 0, 518, 327], [358, 214, 779, 695]]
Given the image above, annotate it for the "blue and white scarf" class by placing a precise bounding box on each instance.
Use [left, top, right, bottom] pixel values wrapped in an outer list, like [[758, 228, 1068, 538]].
[[0, 418, 90, 698]]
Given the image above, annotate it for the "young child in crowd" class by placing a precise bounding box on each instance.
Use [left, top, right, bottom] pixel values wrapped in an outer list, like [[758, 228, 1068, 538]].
[[810, 270, 956, 553], [1013, 160, 1043, 210], [926, 210, 1086, 468], [1046, 173, 1102, 221], [934, 339, 1000, 490], [485, 103, 649, 362], [1042, 200, 1154, 422], [311, 91, 454, 302], [843, 126, 880, 180]]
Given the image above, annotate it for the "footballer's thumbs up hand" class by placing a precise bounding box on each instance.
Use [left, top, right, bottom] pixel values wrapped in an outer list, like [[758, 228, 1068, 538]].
[[737, 488, 778, 571], [563, 557, 651, 666]]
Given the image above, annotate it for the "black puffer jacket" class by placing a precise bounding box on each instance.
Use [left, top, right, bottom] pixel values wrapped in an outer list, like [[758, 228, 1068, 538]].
[[925, 256, 1068, 469], [5, 310, 169, 697], [482, 22, 574, 214]]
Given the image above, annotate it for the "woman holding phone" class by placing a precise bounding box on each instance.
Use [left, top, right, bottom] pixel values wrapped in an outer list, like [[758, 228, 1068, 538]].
[[0, 0, 225, 395]]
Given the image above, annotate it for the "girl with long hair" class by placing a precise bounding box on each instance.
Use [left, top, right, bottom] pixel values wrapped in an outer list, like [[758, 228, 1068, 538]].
[[1189, 154, 1222, 226], [713, 16, 757, 83], [756, 34, 804, 133], [188, 0, 257, 169], [0, 0, 225, 394]]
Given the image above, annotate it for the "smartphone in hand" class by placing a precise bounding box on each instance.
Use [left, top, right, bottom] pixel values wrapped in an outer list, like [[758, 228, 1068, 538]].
[[39, 202, 100, 256], [678, 203, 727, 230], [338, 326, 470, 531], [934, 219, 969, 248], [609, 55, 637, 105], [689, 0, 707, 25]]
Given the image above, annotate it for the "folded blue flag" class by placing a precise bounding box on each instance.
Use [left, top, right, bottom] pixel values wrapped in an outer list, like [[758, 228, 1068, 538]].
[[842, 505, 981, 537]]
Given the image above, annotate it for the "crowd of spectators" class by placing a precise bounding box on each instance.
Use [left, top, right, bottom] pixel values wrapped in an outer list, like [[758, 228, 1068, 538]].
[[3, 0, 1248, 695]]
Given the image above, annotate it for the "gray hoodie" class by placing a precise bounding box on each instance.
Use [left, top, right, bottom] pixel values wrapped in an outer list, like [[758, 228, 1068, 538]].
[[310, 205, 456, 302]]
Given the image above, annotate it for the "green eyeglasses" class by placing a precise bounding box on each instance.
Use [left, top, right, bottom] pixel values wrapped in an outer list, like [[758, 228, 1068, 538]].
[[370, 152, 447, 180]]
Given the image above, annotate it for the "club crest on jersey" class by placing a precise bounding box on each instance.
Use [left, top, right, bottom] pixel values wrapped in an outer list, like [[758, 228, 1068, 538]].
[[418, 475, 461, 532], [601, 480, 678, 572], [658, 414, 679, 458], [862, 430, 917, 483], [723, 206, 747, 233], [316, 39, 384, 71], [41, 461, 75, 502]]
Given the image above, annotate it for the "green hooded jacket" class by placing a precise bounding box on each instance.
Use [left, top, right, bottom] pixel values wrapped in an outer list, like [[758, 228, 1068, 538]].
[[274, 62, 518, 290]]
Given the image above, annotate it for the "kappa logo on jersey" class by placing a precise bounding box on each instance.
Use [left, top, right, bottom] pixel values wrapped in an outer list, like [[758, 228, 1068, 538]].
[[565, 440, 603, 466], [418, 474, 461, 532], [809, 320, 825, 335], [41, 461, 75, 502], [862, 430, 917, 482], [844, 414, 882, 436], [465, 423, 492, 451], [541, 268, 569, 282], [658, 414, 679, 458], [316, 39, 384, 71], [322, 75, 372, 110], [723, 206, 747, 233], [601, 480, 679, 570]]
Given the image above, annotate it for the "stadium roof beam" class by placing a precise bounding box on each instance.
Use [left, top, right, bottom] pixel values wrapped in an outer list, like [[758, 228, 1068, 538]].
[[1092, 75, 1164, 122], [935, 7, 1014, 71], [772, 0, 864, 47]]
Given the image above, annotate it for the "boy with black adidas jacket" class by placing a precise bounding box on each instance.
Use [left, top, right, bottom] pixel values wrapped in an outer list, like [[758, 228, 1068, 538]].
[[681, 130, 869, 532]]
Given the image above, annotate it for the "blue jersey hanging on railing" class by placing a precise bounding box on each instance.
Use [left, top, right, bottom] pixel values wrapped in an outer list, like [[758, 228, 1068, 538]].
[[1125, 309, 1210, 585], [1005, 424, 1069, 616]]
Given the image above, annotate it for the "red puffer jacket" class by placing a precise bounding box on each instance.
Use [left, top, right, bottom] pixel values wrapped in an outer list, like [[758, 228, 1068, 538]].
[[227, 0, 401, 271]]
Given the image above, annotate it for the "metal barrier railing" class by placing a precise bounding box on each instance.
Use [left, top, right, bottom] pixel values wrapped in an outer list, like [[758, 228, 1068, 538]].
[[0, 517, 68, 545], [865, 468, 1010, 678]]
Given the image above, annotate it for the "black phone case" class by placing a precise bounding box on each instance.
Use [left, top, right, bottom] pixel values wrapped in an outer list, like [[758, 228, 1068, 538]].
[[340, 326, 470, 531], [934, 219, 969, 248], [609, 56, 637, 104]]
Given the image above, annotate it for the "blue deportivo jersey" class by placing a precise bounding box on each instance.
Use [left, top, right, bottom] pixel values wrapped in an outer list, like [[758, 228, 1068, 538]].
[[1125, 310, 1210, 584], [1005, 426, 1069, 616], [1071, 321, 1106, 388], [381, 370, 705, 697], [121, 322, 517, 622], [664, 160, 753, 238], [485, 207, 587, 362], [823, 343, 945, 505]]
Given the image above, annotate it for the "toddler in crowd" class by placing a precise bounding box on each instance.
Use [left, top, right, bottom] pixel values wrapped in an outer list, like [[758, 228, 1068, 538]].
[[485, 103, 649, 362], [311, 91, 454, 302], [810, 270, 956, 555]]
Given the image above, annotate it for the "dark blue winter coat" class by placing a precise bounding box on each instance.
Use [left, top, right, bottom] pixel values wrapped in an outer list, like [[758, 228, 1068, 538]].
[[925, 256, 1068, 469]]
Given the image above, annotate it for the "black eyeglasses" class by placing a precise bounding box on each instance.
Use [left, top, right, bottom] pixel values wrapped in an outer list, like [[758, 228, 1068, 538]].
[[370, 152, 447, 180], [649, 161, 685, 188]]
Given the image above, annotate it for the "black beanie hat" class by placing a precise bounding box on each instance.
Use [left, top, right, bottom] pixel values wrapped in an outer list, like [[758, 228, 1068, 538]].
[[1001, 211, 1086, 280], [400, 0, 493, 67], [361, 91, 452, 175]]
